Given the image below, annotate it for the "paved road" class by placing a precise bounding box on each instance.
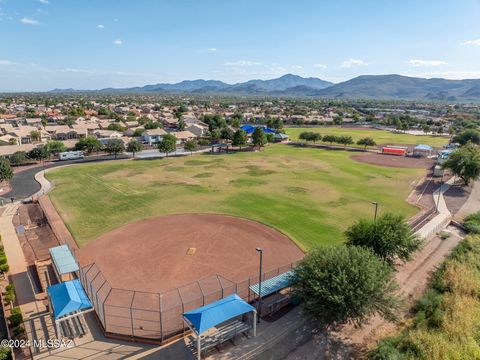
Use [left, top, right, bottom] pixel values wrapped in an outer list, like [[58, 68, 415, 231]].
[[1, 154, 129, 200]]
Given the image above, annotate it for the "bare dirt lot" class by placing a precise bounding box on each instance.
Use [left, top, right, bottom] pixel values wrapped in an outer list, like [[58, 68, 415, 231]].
[[351, 152, 435, 169], [12, 203, 59, 265], [76, 213, 305, 294]]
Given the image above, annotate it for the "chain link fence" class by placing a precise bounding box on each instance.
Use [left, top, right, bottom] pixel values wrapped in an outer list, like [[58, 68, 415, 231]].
[[79, 261, 298, 343]]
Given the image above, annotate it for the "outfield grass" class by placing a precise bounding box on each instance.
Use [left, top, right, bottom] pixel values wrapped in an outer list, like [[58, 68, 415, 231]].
[[47, 145, 425, 249], [285, 127, 448, 147]]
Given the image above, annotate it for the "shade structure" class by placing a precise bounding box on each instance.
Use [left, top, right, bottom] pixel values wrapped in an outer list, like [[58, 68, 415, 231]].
[[249, 270, 295, 297], [414, 144, 433, 151], [240, 125, 276, 134], [183, 294, 255, 335], [49, 245, 79, 275], [47, 279, 93, 320]]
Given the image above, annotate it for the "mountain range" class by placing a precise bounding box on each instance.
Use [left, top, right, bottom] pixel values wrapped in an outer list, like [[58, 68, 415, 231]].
[[49, 74, 480, 102]]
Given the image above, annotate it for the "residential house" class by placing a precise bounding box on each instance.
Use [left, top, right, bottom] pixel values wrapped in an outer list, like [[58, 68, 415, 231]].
[[186, 124, 208, 137], [45, 125, 77, 140], [142, 128, 167, 145], [171, 130, 196, 144]]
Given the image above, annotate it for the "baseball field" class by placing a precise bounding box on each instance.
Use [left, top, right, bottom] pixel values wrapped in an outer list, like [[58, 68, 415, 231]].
[[46, 143, 429, 249], [285, 127, 448, 147]]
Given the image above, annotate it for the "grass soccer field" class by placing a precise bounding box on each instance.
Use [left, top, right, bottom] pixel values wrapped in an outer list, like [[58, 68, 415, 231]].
[[46, 145, 426, 249], [285, 127, 448, 147]]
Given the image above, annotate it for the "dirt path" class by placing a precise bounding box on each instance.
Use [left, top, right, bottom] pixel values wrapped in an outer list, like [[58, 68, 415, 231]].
[[284, 225, 464, 360]]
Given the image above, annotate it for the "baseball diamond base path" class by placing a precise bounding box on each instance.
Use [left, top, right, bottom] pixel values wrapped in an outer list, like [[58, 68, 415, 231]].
[[76, 213, 304, 294]]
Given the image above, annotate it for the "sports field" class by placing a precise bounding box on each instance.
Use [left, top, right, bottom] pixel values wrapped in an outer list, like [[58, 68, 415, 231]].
[[46, 145, 426, 249], [285, 127, 448, 147]]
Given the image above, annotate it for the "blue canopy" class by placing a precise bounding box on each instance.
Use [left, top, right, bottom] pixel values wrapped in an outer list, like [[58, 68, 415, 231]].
[[47, 279, 93, 320], [414, 144, 433, 150], [49, 245, 79, 275], [183, 294, 255, 335], [240, 125, 276, 134], [249, 270, 296, 297]]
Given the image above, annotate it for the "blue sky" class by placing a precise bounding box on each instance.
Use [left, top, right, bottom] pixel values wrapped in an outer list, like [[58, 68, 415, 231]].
[[1, 0, 480, 91]]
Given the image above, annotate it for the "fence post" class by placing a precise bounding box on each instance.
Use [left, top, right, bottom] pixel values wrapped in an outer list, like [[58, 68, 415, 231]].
[[130, 292, 136, 338], [159, 294, 164, 343], [103, 287, 113, 330], [248, 277, 251, 302]]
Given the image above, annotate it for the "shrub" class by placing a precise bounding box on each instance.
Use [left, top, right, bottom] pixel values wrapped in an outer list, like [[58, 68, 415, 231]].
[[198, 139, 210, 146], [8, 309, 22, 327], [463, 212, 480, 234], [13, 325, 25, 338], [0, 346, 11, 360]]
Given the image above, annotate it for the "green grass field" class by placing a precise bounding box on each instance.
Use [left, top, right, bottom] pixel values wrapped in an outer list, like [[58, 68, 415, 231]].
[[46, 144, 426, 249], [285, 127, 448, 147]]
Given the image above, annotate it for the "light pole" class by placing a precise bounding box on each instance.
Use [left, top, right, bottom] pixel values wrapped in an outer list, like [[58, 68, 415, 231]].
[[255, 247, 263, 324], [372, 202, 379, 221]]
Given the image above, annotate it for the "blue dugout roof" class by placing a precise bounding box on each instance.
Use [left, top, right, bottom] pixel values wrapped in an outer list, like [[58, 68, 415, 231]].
[[49, 245, 79, 275], [47, 279, 93, 320], [240, 125, 276, 134], [183, 294, 255, 335], [249, 270, 296, 297]]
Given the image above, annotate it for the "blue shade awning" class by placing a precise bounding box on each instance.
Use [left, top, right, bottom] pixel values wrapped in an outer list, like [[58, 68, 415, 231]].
[[240, 125, 276, 134], [414, 144, 433, 150], [183, 294, 255, 335], [249, 270, 296, 297], [47, 279, 93, 320], [49, 245, 79, 275]]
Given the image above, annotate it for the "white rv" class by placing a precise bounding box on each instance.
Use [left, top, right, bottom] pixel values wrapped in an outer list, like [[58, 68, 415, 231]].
[[58, 151, 85, 161]]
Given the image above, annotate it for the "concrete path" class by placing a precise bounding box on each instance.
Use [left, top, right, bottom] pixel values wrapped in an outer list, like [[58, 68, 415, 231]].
[[454, 180, 480, 221]]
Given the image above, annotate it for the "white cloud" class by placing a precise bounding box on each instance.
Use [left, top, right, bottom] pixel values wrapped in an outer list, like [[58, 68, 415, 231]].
[[403, 69, 480, 80], [0, 59, 15, 65], [113, 39, 123, 45], [20, 17, 40, 25], [225, 60, 261, 66], [291, 65, 303, 70], [97, 24, 105, 29], [38, 0, 49, 4], [408, 59, 446, 67], [340, 58, 368, 68], [207, 48, 217, 52], [312, 63, 327, 69], [461, 39, 480, 46]]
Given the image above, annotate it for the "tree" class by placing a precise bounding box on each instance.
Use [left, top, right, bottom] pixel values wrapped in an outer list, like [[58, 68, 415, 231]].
[[105, 139, 125, 159], [28, 146, 49, 163], [126, 139, 143, 158], [453, 129, 480, 145], [75, 136, 102, 154], [157, 133, 177, 157], [345, 213, 422, 265], [133, 128, 145, 137], [292, 246, 400, 327], [422, 124, 431, 135], [357, 137, 377, 149], [252, 127, 267, 149], [177, 119, 186, 131], [184, 139, 198, 155], [220, 127, 234, 142], [8, 138, 17, 145], [107, 123, 125, 132], [9, 152, 28, 166], [322, 135, 337, 144], [442, 142, 480, 185], [0, 158, 13, 183], [338, 135, 354, 148], [30, 130, 41, 142], [210, 129, 222, 143], [45, 140, 66, 156], [232, 129, 248, 149]]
